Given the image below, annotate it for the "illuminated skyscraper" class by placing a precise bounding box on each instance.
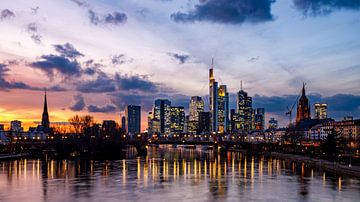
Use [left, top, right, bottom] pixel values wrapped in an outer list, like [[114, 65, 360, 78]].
[[125, 105, 141, 134], [296, 83, 311, 124], [170, 106, 185, 133], [268, 117, 278, 130], [189, 96, 204, 122], [217, 85, 229, 133], [314, 103, 327, 119], [253, 108, 265, 131], [236, 83, 253, 133], [209, 58, 218, 133], [154, 99, 171, 134]]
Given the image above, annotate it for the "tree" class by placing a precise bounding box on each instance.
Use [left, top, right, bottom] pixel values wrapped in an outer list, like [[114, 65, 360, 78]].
[[81, 115, 94, 130], [69, 115, 96, 135], [69, 115, 82, 135], [320, 129, 340, 161]]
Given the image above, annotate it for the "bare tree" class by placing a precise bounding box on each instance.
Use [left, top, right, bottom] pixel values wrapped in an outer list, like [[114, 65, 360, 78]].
[[69, 115, 82, 135]]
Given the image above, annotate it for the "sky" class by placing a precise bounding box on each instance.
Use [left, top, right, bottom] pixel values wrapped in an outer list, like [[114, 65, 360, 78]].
[[0, 0, 359, 130]]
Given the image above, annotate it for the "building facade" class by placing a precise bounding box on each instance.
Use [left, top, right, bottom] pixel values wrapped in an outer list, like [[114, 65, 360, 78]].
[[254, 108, 265, 131], [296, 83, 311, 124], [237, 88, 253, 133], [217, 85, 229, 133], [125, 105, 141, 134], [209, 59, 218, 133], [314, 103, 327, 119], [154, 99, 171, 134], [198, 112, 210, 134], [170, 106, 185, 134]]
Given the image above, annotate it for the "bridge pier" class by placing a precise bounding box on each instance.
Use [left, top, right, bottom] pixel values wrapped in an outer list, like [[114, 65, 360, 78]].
[[135, 143, 147, 156]]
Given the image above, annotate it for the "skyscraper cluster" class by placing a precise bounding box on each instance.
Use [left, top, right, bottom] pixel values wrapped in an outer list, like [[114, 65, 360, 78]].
[[146, 59, 266, 136]]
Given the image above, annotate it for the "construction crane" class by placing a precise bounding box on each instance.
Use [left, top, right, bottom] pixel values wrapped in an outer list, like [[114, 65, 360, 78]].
[[286, 83, 306, 126]]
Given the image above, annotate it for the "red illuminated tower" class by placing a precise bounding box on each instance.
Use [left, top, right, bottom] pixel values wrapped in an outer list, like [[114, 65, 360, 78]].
[[296, 83, 310, 124]]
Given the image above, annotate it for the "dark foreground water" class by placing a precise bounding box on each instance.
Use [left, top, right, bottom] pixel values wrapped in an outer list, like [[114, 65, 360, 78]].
[[0, 146, 359, 202]]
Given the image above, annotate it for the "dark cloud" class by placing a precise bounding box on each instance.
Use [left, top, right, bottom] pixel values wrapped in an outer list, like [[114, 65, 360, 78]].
[[53, 43, 84, 58], [70, 0, 89, 8], [0, 63, 39, 91], [88, 104, 117, 113], [88, 10, 100, 25], [77, 73, 116, 93], [48, 85, 68, 92], [88, 9, 127, 26], [115, 73, 158, 92], [0, 9, 15, 20], [27, 23, 42, 44], [30, 55, 81, 78], [167, 52, 190, 64], [293, 0, 360, 16], [82, 59, 103, 75], [104, 12, 128, 25], [31, 7, 39, 15], [171, 0, 275, 24], [69, 94, 85, 111], [248, 56, 260, 63], [111, 54, 133, 65]]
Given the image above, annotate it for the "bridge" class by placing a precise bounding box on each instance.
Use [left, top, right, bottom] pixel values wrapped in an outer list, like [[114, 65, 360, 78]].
[[1, 139, 275, 159]]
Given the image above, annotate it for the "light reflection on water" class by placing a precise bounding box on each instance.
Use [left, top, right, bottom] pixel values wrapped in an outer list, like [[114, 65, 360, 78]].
[[0, 145, 359, 202]]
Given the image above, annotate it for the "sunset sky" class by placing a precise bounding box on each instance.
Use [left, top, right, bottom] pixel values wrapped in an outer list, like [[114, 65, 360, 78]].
[[0, 0, 360, 130]]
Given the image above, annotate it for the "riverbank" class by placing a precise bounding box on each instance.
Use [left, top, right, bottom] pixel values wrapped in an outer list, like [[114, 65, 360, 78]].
[[0, 153, 30, 160], [267, 152, 360, 178]]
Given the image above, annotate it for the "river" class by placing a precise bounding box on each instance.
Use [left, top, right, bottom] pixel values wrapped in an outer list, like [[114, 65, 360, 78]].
[[0, 145, 359, 201]]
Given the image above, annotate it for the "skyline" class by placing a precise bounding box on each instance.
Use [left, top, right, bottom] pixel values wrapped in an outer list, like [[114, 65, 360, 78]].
[[1, 0, 360, 130]]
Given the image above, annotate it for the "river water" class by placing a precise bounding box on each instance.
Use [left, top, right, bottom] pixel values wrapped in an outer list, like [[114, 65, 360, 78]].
[[0, 145, 359, 202]]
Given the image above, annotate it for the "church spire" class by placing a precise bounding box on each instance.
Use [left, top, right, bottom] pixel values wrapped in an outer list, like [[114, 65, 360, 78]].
[[302, 82, 306, 97], [41, 88, 50, 128]]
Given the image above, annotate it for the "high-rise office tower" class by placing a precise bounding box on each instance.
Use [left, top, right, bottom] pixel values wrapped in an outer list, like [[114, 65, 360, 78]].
[[236, 82, 253, 132], [314, 103, 327, 119], [209, 58, 218, 133], [154, 99, 171, 134], [125, 105, 141, 134], [217, 85, 229, 133], [189, 96, 204, 133], [268, 117, 278, 130], [189, 96, 204, 122], [121, 116, 126, 130], [254, 108, 265, 131], [170, 106, 185, 134], [296, 83, 311, 124], [198, 112, 210, 134]]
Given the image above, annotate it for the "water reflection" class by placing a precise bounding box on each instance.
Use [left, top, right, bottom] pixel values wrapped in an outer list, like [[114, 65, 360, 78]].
[[0, 145, 360, 202]]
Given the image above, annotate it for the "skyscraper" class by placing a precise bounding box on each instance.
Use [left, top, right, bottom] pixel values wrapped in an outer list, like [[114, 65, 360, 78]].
[[296, 83, 311, 124], [198, 112, 210, 134], [268, 117, 278, 130], [41, 89, 50, 128], [189, 96, 204, 133], [170, 106, 185, 134], [209, 58, 218, 133], [125, 105, 141, 134], [154, 99, 171, 134], [189, 96, 204, 122], [236, 83, 253, 133], [254, 108, 265, 131], [217, 85, 229, 133], [314, 103, 327, 119]]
